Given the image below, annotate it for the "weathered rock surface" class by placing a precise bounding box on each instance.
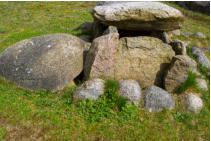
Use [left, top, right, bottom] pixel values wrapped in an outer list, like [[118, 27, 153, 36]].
[[183, 41, 191, 47], [191, 47, 210, 67], [0, 34, 88, 91], [196, 78, 208, 91], [162, 32, 169, 44], [103, 26, 118, 35], [164, 55, 197, 93], [114, 36, 175, 87], [144, 86, 175, 112], [79, 35, 92, 42], [182, 32, 193, 37], [181, 93, 203, 113], [84, 33, 119, 80], [169, 29, 181, 36], [166, 29, 181, 41], [191, 47, 202, 54], [194, 32, 206, 39], [72, 78, 105, 101], [195, 54, 210, 68], [118, 80, 141, 105], [169, 39, 186, 55], [192, 47, 210, 68], [92, 2, 184, 31], [84, 35, 175, 88]]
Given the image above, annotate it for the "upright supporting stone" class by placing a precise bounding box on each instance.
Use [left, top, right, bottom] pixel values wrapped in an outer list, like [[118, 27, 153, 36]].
[[162, 31, 169, 44], [84, 33, 119, 80]]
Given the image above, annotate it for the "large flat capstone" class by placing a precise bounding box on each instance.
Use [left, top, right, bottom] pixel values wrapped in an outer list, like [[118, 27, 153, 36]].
[[92, 2, 184, 31]]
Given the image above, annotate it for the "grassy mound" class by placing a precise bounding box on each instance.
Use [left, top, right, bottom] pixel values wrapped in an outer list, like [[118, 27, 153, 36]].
[[0, 2, 209, 140]]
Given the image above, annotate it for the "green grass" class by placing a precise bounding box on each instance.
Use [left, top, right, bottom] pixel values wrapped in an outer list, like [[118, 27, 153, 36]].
[[76, 79, 135, 123], [186, 46, 210, 83], [0, 1, 95, 52], [0, 128, 6, 140], [0, 76, 209, 140], [186, 47, 195, 59], [0, 2, 210, 140], [176, 71, 198, 93], [198, 64, 210, 83], [164, 2, 210, 48], [76, 79, 119, 123]]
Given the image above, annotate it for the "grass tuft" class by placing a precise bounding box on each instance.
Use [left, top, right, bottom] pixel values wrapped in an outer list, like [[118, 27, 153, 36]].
[[186, 47, 210, 83], [76, 79, 136, 123], [186, 47, 194, 59], [0, 128, 6, 140], [197, 64, 210, 83], [176, 71, 197, 93]]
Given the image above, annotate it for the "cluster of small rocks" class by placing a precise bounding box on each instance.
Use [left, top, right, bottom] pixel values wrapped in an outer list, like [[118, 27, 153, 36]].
[[0, 2, 208, 114]]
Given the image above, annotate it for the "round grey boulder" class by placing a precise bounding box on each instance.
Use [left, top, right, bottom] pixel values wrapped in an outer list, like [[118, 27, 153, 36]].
[[0, 34, 88, 91], [72, 78, 105, 101], [191, 47, 202, 54], [144, 86, 175, 113], [194, 32, 206, 39], [181, 93, 203, 113], [118, 79, 141, 105], [195, 54, 210, 68], [181, 32, 193, 37], [192, 47, 210, 68], [196, 78, 208, 91]]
